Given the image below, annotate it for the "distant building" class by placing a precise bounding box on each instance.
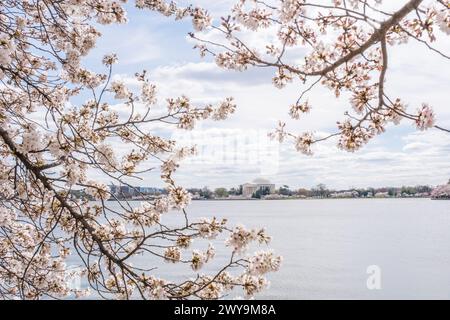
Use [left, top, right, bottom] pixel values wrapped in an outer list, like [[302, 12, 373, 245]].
[[109, 185, 165, 198], [190, 192, 202, 200], [401, 192, 413, 198], [330, 191, 359, 198], [375, 192, 389, 198], [263, 194, 288, 200], [110, 184, 118, 195], [242, 178, 275, 198], [416, 192, 430, 198], [136, 187, 164, 195]]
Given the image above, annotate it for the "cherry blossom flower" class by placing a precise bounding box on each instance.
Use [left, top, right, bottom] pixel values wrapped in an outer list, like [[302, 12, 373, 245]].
[[164, 247, 181, 263], [416, 103, 435, 130], [141, 82, 157, 105], [185, 0, 449, 153], [290, 101, 311, 120], [191, 8, 212, 31], [168, 186, 191, 210], [191, 250, 206, 271], [295, 132, 314, 155], [85, 181, 110, 200], [248, 250, 283, 275], [111, 80, 131, 100], [0, 35, 14, 66], [0, 207, 16, 228], [0, 0, 284, 300], [226, 225, 271, 252]]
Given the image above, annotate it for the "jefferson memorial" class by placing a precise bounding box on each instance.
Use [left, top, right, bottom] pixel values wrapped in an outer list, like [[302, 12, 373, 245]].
[[242, 178, 276, 198]]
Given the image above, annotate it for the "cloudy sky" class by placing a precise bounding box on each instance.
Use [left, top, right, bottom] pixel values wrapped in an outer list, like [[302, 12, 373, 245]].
[[86, 1, 450, 190]]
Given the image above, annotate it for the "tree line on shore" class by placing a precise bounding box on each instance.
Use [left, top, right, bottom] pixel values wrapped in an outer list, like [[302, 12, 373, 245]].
[[68, 180, 449, 201], [188, 184, 438, 199]]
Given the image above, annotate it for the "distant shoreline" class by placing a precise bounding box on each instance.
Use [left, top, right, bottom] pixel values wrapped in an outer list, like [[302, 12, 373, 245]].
[[191, 197, 435, 201], [103, 197, 447, 202]]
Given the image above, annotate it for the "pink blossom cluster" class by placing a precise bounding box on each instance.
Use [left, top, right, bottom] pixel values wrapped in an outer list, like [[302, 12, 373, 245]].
[[431, 184, 450, 199], [186, 0, 449, 154], [0, 0, 280, 300]]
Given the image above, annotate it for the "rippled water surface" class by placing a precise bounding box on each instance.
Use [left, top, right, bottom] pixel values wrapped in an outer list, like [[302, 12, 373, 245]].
[[73, 199, 450, 299], [184, 199, 450, 299]]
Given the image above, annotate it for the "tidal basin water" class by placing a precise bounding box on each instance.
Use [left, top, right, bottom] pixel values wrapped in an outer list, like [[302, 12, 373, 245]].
[[175, 199, 450, 299], [76, 199, 450, 299]]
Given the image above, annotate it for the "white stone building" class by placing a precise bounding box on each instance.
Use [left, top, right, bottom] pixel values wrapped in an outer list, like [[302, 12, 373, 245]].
[[242, 178, 275, 198]]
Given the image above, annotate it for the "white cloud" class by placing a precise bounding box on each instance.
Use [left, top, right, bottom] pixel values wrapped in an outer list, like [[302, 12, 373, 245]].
[[77, 1, 450, 189], [124, 54, 449, 189]]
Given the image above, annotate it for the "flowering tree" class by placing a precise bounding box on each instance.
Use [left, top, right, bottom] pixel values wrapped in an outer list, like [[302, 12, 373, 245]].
[[0, 1, 281, 299], [431, 182, 450, 199], [167, 0, 450, 154]]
